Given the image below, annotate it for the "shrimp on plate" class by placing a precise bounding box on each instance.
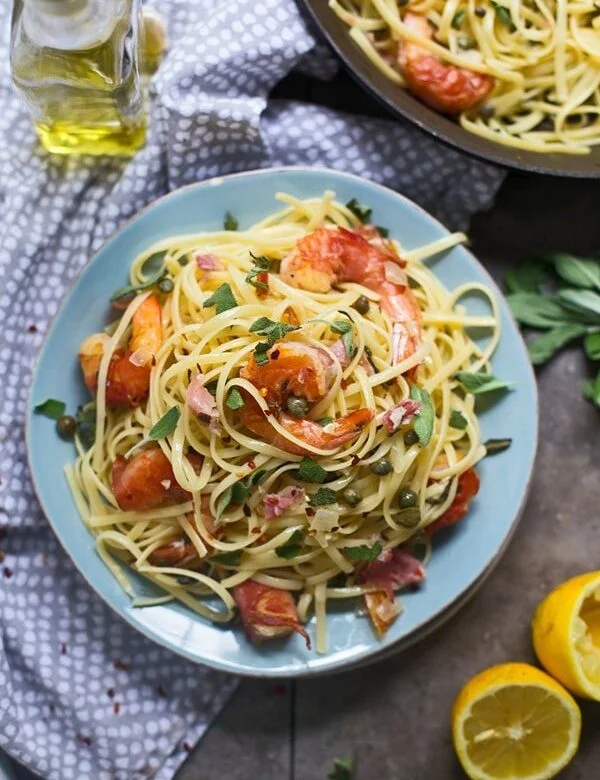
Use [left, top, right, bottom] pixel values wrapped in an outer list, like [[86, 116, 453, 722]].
[[238, 342, 374, 456], [280, 225, 422, 367], [79, 294, 162, 407]]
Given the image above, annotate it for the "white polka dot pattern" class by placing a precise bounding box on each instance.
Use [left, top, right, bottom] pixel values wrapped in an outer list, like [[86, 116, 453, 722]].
[[0, 0, 504, 777]]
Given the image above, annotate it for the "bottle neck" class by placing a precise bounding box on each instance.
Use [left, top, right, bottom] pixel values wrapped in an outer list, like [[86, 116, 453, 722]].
[[22, 0, 126, 50]]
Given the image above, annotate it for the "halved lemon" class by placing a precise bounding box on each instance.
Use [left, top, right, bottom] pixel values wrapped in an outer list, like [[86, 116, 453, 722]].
[[532, 570, 600, 700], [452, 662, 581, 780]]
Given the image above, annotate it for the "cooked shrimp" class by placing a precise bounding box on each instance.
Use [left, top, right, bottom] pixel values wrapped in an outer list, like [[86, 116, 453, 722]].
[[425, 467, 480, 536], [280, 227, 421, 365], [398, 13, 494, 115], [111, 445, 200, 511], [148, 497, 215, 567], [238, 342, 374, 456], [79, 294, 162, 407], [233, 579, 310, 647]]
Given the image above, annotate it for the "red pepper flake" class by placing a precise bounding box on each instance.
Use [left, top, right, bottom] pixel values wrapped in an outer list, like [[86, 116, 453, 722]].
[[246, 457, 256, 470], [0, 551, 5, 564], [362, 511, 370, 519], [351, 455, 360, 466], [305, 507, 316, 518], [183, 742, 192, 753], [60, 642, 67, 655], [113, 660, 129, 671], [106, 688, 115, 699], [264, 409, 272, 417], [222, 435, 231, 443], [156, 685, 167, 698], [3, 567, 13, 579], [250, 526, 261, 534], [113, 702, 121, 715], [77, 734, 92, 747], [271, 349, 280, 360], [341, 378, 348, 390], [242, 504, 251, 518], [272, 682, 286, 696]]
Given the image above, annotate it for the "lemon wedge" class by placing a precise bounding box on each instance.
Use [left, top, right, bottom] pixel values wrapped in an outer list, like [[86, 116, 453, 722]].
[[533, 570, 600, 700], [452, 662, 581, 780]]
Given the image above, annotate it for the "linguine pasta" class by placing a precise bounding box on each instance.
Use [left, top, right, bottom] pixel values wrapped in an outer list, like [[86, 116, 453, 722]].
[[331, 0, 600, 154], [66, 191, 500, 653]]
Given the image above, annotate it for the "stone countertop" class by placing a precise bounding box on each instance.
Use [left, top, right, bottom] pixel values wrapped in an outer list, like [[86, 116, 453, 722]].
[[177, 168, 600, 780]]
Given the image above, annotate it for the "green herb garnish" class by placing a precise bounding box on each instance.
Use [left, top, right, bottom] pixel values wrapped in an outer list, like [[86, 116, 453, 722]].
[[452, 10, 466, 28], [205, 379, 218, 396], [245, 253, 272, 291], [409, 385, 434, 446], [375, 225, 389, 238], [34, 398, 66, 421], [346, 198, 372, 223], [330, 319, 352, 335], [492, 1, 515, 29], [212, 550, 242, 566], [250, 317, 299, 345], [343, 542, 382, 562], [328, 757, 354, 780], [307, 487, 337, 507], [298, 457, 328, 483], [203, 283, 239, 314], [449, 410, 468, 430], [275, 529, 304, 559], [226, 388, 245, 410], [224, 212, 239, 231], [110, 265, 167, 303], [454, 372, 513, 395], [148, 407, 180, 440]]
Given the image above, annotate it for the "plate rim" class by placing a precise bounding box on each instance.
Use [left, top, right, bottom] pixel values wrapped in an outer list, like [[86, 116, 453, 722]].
[[25, 166, 539, 677], [300, 0, 600, 178]]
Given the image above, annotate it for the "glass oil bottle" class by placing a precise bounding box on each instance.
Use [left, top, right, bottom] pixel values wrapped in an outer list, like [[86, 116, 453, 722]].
[[10, 0, 147, 155]]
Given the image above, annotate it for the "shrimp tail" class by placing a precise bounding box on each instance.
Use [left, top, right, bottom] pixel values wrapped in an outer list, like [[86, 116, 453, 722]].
[[233, 580, 311, 648]]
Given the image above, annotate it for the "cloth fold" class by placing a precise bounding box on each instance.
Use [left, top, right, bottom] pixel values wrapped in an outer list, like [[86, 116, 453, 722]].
[[0, 1, 504, 778]]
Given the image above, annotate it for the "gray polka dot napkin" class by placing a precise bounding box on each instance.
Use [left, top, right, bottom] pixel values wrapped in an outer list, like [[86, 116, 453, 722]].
[[0, 1, 504, 778]]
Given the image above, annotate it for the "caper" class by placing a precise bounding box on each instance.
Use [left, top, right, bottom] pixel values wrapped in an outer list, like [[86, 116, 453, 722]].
[[397, 507, 421, 528], [158, 277, 174, 294], [371, 457, 393, 476], [403, 429, 419, 446], [398, 488, 418, 509], [474, 6, 486, 16], [352, 295, 370, 315], [57, 414, 77, 440], [178, 254, 190, 266], [286, 395, 308, 418], [341, 487, 361, 508]]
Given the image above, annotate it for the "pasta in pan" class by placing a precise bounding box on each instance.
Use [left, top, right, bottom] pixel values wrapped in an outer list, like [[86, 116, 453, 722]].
[[331, 0, 600, 154], [66, 191, 501, 653]]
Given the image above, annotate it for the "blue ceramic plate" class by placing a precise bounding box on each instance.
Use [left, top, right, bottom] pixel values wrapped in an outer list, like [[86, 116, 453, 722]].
[[27, 168, 538, 677]]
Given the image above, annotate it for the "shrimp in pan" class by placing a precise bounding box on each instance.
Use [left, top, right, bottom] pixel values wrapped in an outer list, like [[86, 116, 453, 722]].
[[238, 342, 374, 456], [280, 226, 421, 367]]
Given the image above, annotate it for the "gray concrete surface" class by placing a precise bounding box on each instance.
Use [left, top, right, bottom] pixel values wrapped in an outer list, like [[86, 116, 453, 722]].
[[177, 172, 600, 780]]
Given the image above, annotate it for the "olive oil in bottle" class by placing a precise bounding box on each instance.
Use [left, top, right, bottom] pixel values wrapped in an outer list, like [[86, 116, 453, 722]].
[[10, 0, 147, 156]]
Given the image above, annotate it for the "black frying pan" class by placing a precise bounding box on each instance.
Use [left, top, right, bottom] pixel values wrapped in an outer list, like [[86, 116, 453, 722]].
[[300, 0, 600, 177]]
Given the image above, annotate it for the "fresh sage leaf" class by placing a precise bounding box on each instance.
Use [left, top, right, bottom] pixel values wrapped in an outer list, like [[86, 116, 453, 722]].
[[552, 253, 600, 291], [451, 9, 465, 27], [343, 542, 382, 562], [249, 469, 267, 487], [454, 371, 513, 395], [216, 486, 233, 517], [584, 331, 600, 360], [330, 319, 353, 335], [307, 487, 337, 507], [527, 324, 587, 365], [110, 266, 167, 303], [203, 283, 238, 314], [507, 293, 577, 329], [148, 407, 180, 440], [484, 438, 512, 455], [557, 288, 600, 322], [409, 385, 434, 446], [504, 258, 549, 295], [317, 416, 334, 427], [449, 410, 468, 430], [141, 250, 168, 276], [230, 481, 249, 504], [34, 398, 66, 421]]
